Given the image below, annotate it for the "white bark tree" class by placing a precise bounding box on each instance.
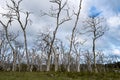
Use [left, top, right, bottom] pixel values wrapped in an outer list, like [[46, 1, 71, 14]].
[[83, 17, 108, 73], [41, 0, 71, 71], [6, 0, 31, 71], [84, 50, 93, 72], [67, 0, 83, 72], [0, 18, 18, 71]]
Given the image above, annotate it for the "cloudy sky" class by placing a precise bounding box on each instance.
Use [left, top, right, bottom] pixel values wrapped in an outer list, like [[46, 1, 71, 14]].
[[0, 0, 120, 57]]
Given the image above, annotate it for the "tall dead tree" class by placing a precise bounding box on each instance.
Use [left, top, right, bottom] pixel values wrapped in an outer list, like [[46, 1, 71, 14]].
[[43, 0, 71, 71], [67, 0, 82, 72], [6, 0, 31, 71], [0, 14, 18, 71], [83, 17, 108, 73]]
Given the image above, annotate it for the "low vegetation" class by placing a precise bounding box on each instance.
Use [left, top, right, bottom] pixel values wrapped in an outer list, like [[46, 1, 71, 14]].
[[0, 71, 120, 80]]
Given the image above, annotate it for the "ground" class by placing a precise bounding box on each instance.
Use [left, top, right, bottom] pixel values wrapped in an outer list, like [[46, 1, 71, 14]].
[[0, 72, 120, 80]]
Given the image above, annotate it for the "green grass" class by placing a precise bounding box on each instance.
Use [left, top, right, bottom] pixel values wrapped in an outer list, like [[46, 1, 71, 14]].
[[0, 71, 120, 80]]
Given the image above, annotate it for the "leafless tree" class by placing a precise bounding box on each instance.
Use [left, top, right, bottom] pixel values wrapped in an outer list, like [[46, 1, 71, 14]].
[[0, 29, 7, 71], [72, 36, 86, 72], [58, 41, 68, 71], [36, 29, 63, 71], [35, 30, 52, 71], [83, 17, 108, 73], [0, 16, 18, 71], [41, 0, 71, 71], [14, 40, 24, 72], [0, 30, 13, 71], [35, 54, 44, 72], [85, 50, 93, 72], [67, 0, 83, 72], [5, 0, 31, 71], [96, 51, 106, 72]]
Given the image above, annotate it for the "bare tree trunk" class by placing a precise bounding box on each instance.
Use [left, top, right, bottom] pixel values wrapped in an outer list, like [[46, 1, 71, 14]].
[[0, 49, 5, 71], [18, 54, 21, 72], [92, 20, 98, 73], [23, 30, 30, 71], [54, 53, 59, 72], [76, 54, 80, 72], [67, 55, 70, 72], [77, 64, 80, 72], [46, 53, 51, 71], [12, 51, 17, 71], [93, 38, 98, 73], [88, 59, 92, 72]]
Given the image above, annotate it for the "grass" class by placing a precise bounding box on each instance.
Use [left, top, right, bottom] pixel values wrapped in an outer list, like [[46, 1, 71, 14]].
[[0, 71, 120, 80]]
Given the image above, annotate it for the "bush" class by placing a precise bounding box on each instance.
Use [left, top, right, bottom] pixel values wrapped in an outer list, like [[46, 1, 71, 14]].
[[65, 72, 81, 79], [21, 64, 27, 71], [0, 66, 3, 71]]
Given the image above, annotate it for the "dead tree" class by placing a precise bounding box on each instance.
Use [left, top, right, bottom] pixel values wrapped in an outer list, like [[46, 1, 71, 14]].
[[67, 0, 83, 72], [35, 30, 52, 71], [83, 17, 108, 73], [96, 51, 106, 72], [0, 29, 14, 71], [0, 14, 18, 71], [14, 40, 24, 72], [41, 0, 71, 71], [29, 49, 36, 72], [84, 50, 93, 72], [0, 29, 6, 71], [6, 0, 31, 71]]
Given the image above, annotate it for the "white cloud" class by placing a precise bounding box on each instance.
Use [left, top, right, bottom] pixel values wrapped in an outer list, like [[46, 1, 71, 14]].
[[107, 16, 120, 27], [112, 48, 120, 55]]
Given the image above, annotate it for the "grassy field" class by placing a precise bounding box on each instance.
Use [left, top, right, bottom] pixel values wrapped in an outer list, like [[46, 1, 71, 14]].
[[0, 71, 120, 80]]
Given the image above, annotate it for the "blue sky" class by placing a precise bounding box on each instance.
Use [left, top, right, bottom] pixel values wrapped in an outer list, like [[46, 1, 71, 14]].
[[88, 6, 102, 18], [86, 0, 120, 56], [0, 0, 120, 57]]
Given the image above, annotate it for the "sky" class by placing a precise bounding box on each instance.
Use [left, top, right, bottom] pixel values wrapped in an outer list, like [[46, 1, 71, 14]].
[[0, 0, 120, 57]]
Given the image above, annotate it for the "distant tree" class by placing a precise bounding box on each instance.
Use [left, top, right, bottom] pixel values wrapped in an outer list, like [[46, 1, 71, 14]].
[[73, 38, 86, 72], [96, 51, 106, 72], [0, 29, 7, 71], [14, 40, 24, 72], [58, 41, 68, 72], [84, 50, 93, 72]]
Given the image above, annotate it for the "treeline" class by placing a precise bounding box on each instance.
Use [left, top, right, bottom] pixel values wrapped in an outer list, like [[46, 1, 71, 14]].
[[0, 62, 120, 72], [0, 0, 120, 73]]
